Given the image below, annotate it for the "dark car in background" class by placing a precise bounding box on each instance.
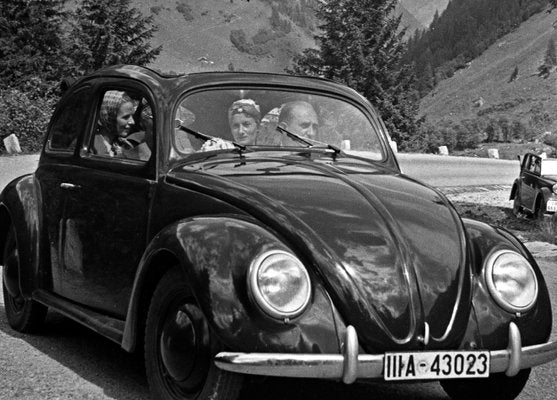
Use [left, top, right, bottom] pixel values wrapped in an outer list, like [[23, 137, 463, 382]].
[[1, 66, 557, 400], [510, 152, 557, 218]]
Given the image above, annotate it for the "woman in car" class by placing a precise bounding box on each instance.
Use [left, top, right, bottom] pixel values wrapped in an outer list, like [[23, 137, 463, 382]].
[[93, 90, 136, 157], [227, 98, 261, 145]]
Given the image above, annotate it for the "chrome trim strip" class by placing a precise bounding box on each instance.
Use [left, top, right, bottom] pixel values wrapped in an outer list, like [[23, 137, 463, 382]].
[[214, 324, 557, 381]]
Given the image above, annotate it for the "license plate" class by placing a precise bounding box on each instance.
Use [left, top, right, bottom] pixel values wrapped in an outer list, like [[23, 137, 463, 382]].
[[384, 351, 490, 381], [547, 200, 557, 212]]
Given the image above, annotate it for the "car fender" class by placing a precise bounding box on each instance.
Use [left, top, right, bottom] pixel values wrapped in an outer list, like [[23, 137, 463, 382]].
[[461, 218, 552, 349], [122, 215, 343, 354], [539, 187, 552, 206], [0, 174, 43, 298]]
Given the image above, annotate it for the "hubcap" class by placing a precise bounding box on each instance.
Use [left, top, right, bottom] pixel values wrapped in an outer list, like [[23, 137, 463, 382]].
[[160, 302, 211, 393]]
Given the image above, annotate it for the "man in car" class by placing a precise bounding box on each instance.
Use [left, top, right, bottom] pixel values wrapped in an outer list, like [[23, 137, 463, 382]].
[[278, 100, 319, 140]]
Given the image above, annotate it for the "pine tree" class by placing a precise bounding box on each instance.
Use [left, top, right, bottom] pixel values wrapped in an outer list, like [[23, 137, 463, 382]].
[[0, 0, 70, 89], [70, 0, 161, 75], [290, 0, 419, 145]]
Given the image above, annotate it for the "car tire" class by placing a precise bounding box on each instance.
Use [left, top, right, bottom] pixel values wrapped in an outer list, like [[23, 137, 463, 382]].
[[144, 267, 243, 400], [440, 368, 530, 400], [512, 189, 522, 217], [2, 226, 47, 332], [534, 197, 546, 220]]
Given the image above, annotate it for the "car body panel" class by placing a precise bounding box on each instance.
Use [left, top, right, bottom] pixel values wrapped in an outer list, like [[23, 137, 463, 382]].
[[165, 152, 471, 351]]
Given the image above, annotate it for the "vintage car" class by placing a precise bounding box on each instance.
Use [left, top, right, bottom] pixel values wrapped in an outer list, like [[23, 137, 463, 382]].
[[1, 65, 557, 400], [510, 152, 557, 218]]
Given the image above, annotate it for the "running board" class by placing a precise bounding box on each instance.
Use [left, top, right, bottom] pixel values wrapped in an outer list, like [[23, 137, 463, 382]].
[[33, 289, 125, 345]]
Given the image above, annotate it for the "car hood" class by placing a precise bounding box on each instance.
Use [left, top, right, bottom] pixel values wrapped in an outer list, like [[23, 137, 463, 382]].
[[167, 153, 471, 351]]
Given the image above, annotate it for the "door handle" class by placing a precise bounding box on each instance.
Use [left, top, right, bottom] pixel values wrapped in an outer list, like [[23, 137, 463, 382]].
[[60, 183, 81, 190]]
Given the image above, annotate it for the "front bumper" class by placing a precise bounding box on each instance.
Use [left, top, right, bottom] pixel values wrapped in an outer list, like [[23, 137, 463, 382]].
[[215, 323, 557, 384]]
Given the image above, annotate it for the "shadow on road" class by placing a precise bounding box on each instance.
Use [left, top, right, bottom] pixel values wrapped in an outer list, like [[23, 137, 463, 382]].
[[0, 304, 450, 400], [0, 306, 151, 400]]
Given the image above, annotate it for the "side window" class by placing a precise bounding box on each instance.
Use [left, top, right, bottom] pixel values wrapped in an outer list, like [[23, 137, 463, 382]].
[[88, 88, 154, 162], [46, 88, 91, 153], [528, 156, 541, 175]]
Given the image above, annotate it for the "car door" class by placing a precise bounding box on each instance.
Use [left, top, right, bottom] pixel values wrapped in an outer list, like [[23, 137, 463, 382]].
[[521, 154, 541, 211], [36, 84, 94, 297], [38, 82, 157, 318]]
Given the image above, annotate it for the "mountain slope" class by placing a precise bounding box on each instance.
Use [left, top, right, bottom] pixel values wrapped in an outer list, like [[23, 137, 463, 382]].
[[397, 3, 424, 34], [419, 10, 557, 132], [134, 0, 445, 74], [400, 0, 449, 27], [134, 0, 316, 73]]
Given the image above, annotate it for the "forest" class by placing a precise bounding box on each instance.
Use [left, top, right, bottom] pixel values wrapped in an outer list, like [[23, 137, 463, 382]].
[[406, 0, 551, 97]]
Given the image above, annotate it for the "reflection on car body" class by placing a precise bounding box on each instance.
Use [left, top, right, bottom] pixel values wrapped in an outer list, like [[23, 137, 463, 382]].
[[1, 65, 556, 400]]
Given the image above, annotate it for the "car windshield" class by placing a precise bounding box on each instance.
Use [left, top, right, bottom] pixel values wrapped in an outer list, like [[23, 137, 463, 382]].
[[170, 88, 385, 161], [541, 159, 557, 176]]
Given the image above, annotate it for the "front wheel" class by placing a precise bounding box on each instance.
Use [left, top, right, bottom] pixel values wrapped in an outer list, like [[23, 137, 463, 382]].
[[440, 368, 530, 400], [2, 226, 47, 332], [144, 268, 243, 400]]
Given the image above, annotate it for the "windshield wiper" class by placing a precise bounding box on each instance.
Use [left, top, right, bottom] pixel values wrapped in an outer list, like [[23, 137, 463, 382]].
[[276, 126, 313, 147], [178, 124, 246, 152], [276, 126, 340, 154]]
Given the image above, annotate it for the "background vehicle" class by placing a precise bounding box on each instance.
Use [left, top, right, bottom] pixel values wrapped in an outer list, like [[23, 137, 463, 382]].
[[1, 66, 557, 400], [510, 153, 557, 218]]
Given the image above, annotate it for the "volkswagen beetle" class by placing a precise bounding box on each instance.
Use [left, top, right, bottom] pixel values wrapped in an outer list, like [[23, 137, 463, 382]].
[[1, 65, 557, 400]]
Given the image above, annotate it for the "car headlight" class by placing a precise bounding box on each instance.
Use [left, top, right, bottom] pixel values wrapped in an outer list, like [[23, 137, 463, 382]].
[[484, 249, 538, 313], [552, 183, 557, 194], [248, 250, 311, 320]]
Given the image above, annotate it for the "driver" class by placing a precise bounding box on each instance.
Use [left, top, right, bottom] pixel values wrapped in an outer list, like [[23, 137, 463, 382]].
[[278, 101, 319, 140]]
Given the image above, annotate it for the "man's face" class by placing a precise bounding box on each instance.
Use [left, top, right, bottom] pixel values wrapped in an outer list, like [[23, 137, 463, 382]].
[[286, 105, 319, 139]]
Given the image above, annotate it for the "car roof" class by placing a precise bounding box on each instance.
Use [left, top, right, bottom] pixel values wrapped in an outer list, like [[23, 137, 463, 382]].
[[78, 65, 367, 103]]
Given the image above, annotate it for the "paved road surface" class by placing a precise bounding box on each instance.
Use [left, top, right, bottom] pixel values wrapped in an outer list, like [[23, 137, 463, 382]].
[[0, 153, 519, 190], [397, 153, 518, 188]]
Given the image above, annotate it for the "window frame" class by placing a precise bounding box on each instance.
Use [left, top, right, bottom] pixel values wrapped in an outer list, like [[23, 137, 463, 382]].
[[44, 85, 94, 156], [77, 80, 157, 178], [170, 85, 388, 163]]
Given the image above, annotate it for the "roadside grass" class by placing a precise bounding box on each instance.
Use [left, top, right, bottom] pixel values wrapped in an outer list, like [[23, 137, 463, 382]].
[[452, 201, 557, 244]]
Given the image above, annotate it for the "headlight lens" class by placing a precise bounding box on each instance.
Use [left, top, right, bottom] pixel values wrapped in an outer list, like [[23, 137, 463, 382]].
[[484, 250, 538, 313], [248, 250, 311, 319], [552, 183, 557, 194]]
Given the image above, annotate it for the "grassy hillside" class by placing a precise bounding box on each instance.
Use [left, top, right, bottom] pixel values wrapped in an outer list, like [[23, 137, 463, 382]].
[[419, 10, 557, 133], [132, 0, 316, 73]]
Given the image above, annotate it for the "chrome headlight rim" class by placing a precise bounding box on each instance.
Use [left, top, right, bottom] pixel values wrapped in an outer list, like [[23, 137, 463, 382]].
[[552, 184, 557, 195], [247, 249, 311, 320], [484, 249, 538, 314]]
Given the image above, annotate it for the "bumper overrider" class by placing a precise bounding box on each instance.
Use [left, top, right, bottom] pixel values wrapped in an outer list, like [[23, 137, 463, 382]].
[[215, 323, 557, 384]]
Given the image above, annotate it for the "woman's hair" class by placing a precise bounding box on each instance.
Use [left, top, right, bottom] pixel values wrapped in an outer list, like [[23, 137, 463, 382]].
[[228, 99, 261, 124], [98, 90, 134, 136]]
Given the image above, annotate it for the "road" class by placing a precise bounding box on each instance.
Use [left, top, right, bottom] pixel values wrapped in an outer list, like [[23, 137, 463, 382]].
[[397, 153, 519, 188], [0, 153, 556, 399], [0, 153, 520, 190]]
